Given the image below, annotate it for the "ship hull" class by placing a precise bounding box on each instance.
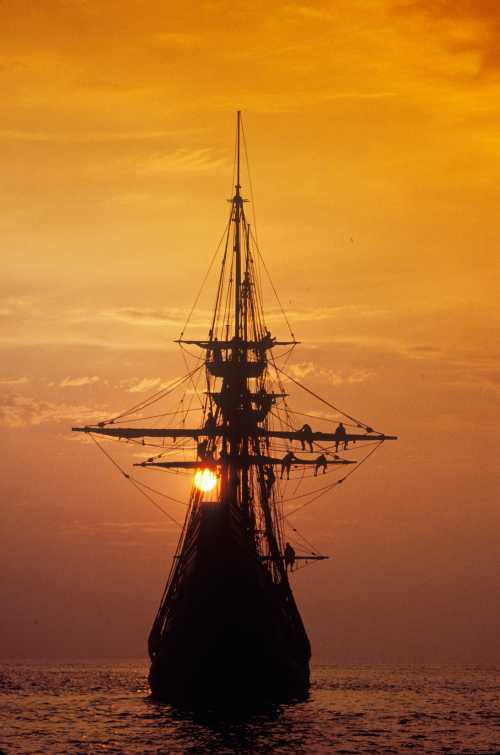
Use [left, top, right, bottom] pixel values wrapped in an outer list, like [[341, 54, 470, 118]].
[[148, 501, 310, 705]]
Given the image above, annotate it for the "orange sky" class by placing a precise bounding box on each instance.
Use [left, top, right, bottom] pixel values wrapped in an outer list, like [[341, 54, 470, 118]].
[[1, 0, 499, 662]]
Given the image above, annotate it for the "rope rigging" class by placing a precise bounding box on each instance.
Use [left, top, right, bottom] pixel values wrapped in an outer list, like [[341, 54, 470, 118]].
[[272, 363, 381, 433], [100, 366, 204, 426], [73, 112, 396, 586], [282, 441, 384, 520], [179, 220, 230, 339], [88, 433, 183, 528]]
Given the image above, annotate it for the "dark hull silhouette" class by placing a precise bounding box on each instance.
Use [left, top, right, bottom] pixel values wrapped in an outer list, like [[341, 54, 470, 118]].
[[148, 501, 311, 705]]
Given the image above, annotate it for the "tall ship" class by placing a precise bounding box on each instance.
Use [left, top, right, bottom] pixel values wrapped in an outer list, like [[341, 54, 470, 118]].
[[73, 113, 397, 704]]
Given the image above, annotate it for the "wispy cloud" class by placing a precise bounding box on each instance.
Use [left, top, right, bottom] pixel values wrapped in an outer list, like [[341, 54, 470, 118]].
[[0, 394, 109, 428], [73, 306, 210, 329], [285, 360, 375, 386], [61, 519, 176, 538], [86, 147, 227, 177], [153, 31, 201, 48], [0, 128, 189, 143], [125, 377, 167, 393], [0, 296, 36, 319], [321, 90, 397, 101], [285, 3, 336, 22], [268, 304, 392, 324], [60, 376, 100, 388], [0, 376, 29, 386]]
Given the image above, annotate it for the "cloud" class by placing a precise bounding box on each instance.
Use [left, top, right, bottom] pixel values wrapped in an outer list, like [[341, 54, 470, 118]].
[[86, 148, 227, 178], [398, 0, 500, 78], [0, 393, 108, 428], [153, 32, 201, 48], [268, 305, 391, 324], [0, 376, 29, 385], [0, 298, 188, 352], [347, 370, 376, 384], [126, 377, 165, 393], [321, 90, 397, 101], [99, 307, 184, 326], [284, 360, 374, 386], [401, 0, 500, 25], [59, 376, 100, 387], [140, 148, 227, 174], [0, 296, 36, 319], [74, 306, 210, 329], [66, 305, 214, 341], [304, 334, 409, 353], [408, 345, 441, 354], [61, 519, 176, 538], [0, 128, 187, 143], [285, 3, 336, 21]]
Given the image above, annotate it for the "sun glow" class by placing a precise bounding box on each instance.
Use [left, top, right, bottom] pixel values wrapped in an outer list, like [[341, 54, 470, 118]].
[[194, 468, 218, 493]]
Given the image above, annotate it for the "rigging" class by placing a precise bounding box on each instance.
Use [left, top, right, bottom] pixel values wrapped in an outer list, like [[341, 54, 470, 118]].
[[71, 112, 398, 704]]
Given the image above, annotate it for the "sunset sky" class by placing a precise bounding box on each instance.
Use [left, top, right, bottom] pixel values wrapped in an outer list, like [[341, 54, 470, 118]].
[[1, 0, 499, 663]]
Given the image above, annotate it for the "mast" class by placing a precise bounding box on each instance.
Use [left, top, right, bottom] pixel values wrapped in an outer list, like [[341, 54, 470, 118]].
[[72, 111, 398, 560], [234, 111, 245, 510], [234, 110, 242, 340]]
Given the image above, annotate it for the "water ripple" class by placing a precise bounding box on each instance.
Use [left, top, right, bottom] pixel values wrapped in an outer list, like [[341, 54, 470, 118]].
[[0, 662, 498, 753]]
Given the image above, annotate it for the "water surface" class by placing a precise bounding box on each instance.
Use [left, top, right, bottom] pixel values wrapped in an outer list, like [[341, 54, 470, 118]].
[[0, 662, 498, 753]]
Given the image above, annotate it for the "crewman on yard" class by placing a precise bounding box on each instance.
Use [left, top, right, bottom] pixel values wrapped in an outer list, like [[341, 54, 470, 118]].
[[204, 410, 217, 434], [280, 450, 296, 479], [334, 421, 347, 451], [265, 464, 276, 496], [284, 542, 296, 571], [211, 337, 223, 365], [299, 423, 314, 452], [314, 454, 328, 476], [262, 329, 275, 349]]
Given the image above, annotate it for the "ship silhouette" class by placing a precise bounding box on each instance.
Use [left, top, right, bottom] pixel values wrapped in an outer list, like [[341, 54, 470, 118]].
[[73, 113, 397, 705]]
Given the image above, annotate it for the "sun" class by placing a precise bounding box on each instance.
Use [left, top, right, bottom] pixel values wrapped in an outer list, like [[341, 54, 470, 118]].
[[194, 468, 218, 493]]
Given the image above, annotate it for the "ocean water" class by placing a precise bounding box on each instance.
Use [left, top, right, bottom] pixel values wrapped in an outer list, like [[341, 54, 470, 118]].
[[0, 662, 498, 754]]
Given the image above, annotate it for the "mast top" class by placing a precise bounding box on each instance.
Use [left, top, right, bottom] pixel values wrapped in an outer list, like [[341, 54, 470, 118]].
[[235, 110, 241, 198]]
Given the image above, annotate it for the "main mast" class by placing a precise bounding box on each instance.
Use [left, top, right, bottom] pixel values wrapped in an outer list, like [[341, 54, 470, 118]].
[[228, 111, 249, 517], [234, 110, 242, 340]]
